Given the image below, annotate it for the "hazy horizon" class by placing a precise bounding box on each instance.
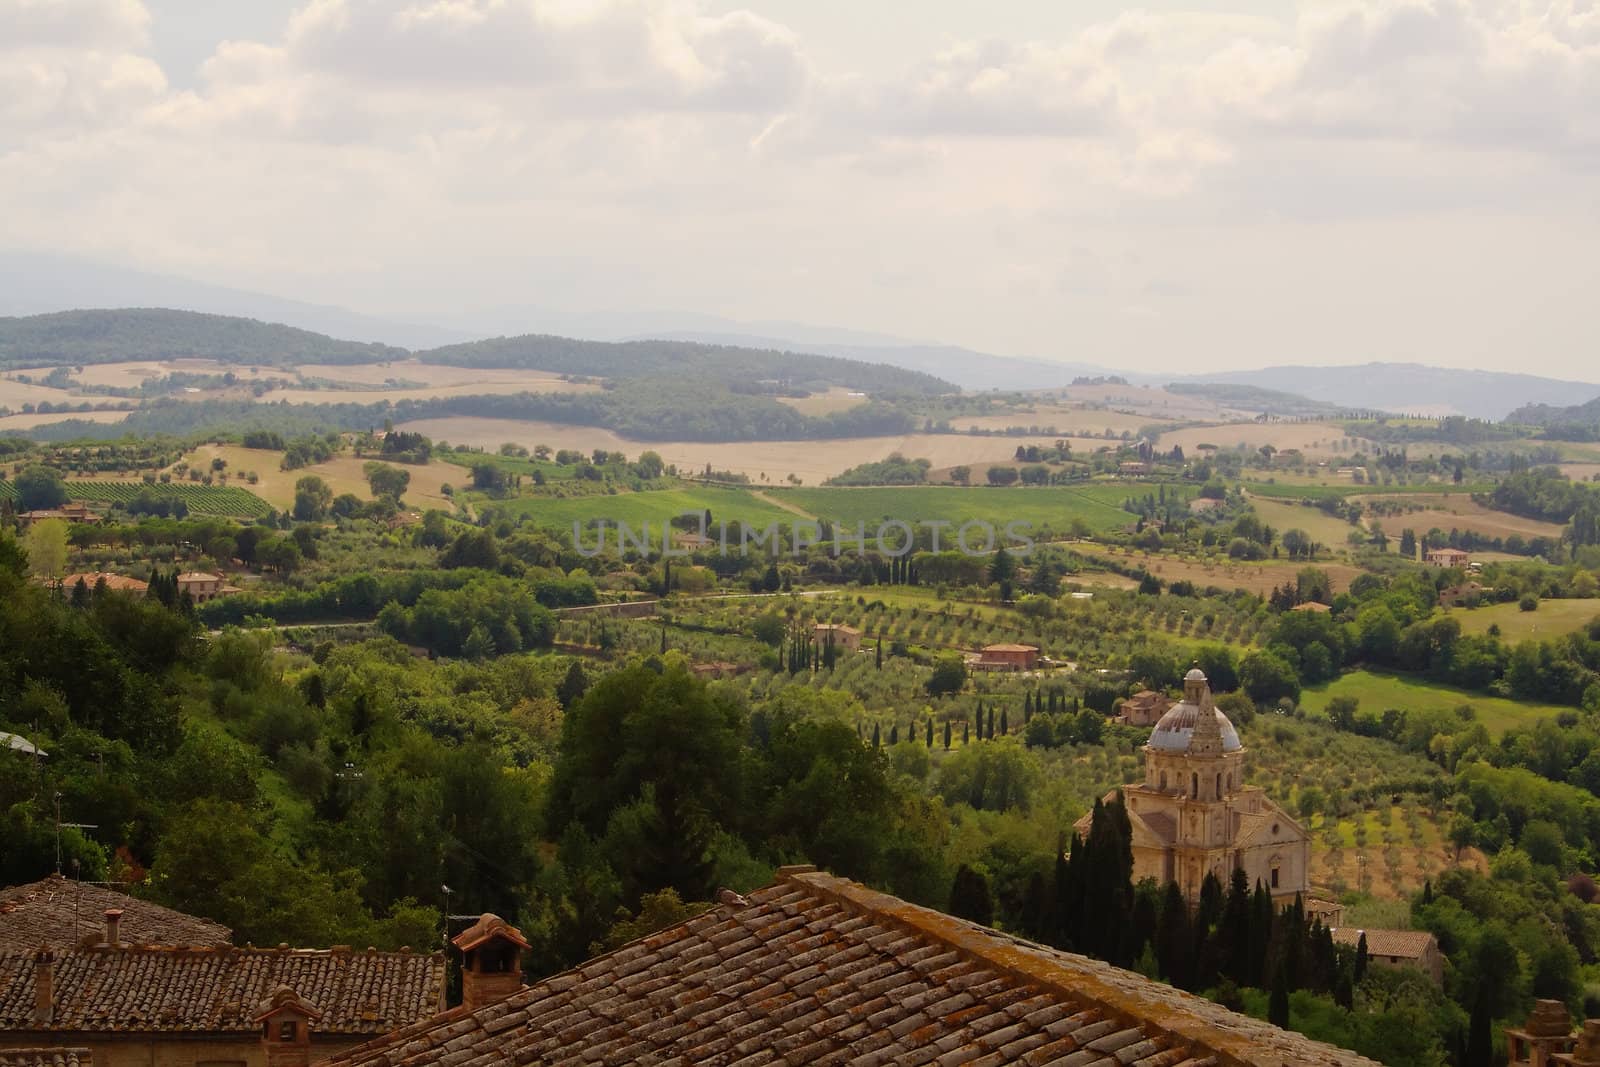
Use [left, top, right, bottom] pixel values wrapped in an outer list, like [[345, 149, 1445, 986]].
[[4, 0, 1596, 377]]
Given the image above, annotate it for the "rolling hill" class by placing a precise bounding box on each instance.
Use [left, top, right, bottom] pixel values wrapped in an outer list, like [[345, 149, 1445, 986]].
[[1185, 363, 1600, 421], [0, 309, 406, 369]]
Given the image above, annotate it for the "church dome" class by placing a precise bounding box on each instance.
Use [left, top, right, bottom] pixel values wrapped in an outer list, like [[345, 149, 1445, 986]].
[[1148, 702, 1242, 753]]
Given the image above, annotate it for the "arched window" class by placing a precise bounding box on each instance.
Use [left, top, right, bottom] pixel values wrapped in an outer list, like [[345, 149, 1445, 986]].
[[1215, 772, 1222, 797], [1191, 773, 1199, 798], [1159, 771, 1167, 790]]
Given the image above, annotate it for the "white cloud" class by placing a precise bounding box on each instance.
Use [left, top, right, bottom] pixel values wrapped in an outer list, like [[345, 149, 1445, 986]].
[[277, 0, 810, 113], [2, 0, 1599, 377], [0, 0, 165, 135], [2, 0, 151, 48]]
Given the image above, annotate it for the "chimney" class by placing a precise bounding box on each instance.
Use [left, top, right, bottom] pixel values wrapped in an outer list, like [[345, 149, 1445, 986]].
[[452, 914, 530, 1011], [255, 986, 321, 1067], [33, 947, 55, 1026], [104, 908, 123, 948]]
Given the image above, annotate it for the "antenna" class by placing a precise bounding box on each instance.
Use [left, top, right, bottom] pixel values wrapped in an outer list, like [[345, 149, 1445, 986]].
[[53, 792, 98, 876], [441, 885, 453, 950]]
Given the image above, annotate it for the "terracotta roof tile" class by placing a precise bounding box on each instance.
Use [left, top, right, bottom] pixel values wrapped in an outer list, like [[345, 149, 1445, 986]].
[[1329, 928, 1436, 959], [0, 1050, 92, 1067], [0, 876, 230, 953], [316, 869, 1378, 1067], [0, 945, 444, 1035]]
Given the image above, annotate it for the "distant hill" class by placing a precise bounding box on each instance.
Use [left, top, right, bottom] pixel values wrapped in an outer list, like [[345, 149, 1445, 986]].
[[0, 251, 472, 350], [1163, 382, 1343, 418], [417, 334, 957, 396], [633, 329, 1116, 392], [0, 309, 406, 369], [1183, 363, 1600, 421], [1504, 394, 1600, 430]]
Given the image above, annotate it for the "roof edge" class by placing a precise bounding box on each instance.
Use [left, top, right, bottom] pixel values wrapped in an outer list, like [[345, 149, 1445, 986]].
[[779, 868, 1376, 1067]]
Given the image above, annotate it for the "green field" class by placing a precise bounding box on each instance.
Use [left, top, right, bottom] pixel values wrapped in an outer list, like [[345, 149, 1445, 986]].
[[1451, 598, 1600, 642], [495, 486, 802, 533], [1242, 480, 1491, 500], [0, 479, 271, 517], [1300, 670, 1566, 738], [772, 484, 1145, 537]]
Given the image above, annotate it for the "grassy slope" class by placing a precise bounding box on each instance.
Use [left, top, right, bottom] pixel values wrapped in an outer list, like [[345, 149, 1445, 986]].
[[1449, 598, 1600, 642], [773, 484, 1142, 536], [494, 486, 803, 532], [1299, 670, 1566, 737]]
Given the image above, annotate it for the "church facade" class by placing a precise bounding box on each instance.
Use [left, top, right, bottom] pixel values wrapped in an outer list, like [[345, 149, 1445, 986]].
[[1077, 669, 1310, 905]]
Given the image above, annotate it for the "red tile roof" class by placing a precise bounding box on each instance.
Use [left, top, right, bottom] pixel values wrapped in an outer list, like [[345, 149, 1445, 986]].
[[0, 1049, 92, 1067], [1330, 928, 1437, 960], [0, 876, 230, 954], [57, 573, 148, 594], [317, 867, 1376, 1067], [0, 945, 445, 1035]]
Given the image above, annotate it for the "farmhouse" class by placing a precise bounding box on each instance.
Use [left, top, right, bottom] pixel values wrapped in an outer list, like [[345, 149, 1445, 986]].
[[1076, 669, 1311, 906], [974, 643, 1039, 671], [314, 867, 1381, 1067], [19, 507, 97, 526], [0, 940, 444, 1067], [1425, 547, 1470, 568], [1292, 600, 1333, 613], [811, 622, 861, 651], [1439, 581, 1488, 607], [0, 876, 230, 955], [1115, 689, 1173, 727], [176, 572, 239, 604], [1330, 928, 1443, 985], [55, 573, 148, 596]]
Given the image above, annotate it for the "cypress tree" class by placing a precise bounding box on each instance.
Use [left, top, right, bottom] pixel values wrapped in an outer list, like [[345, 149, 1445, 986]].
[[889, 723, 899, 745], [987, 707, 996, 740], [944, 721, 952, 750], [660, 625, 668, 654], [1156, 881, 1193, 989], [1024, 691, 1034, 721], [875, 637, 883, 669], [926, 719, 934, 746], [871, 723, 881, 748], [1268, 964, 1290, 1028], [1248, 881, 1273, 987], [948, 865, 994, 926], [999, 708, 1009, 736], [70, 577, 90, 608], [1420, 879, 1434, 905], [962, 721, 970, 745], [1217, 867, 1252, 984], [1354, 932, 1369, 983]]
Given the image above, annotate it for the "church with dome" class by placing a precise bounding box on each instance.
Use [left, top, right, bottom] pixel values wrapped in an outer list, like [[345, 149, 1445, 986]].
[[1075, 668, 1311, 905]]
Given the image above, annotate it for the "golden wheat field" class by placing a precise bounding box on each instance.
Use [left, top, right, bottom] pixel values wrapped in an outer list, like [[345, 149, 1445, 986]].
[[395, 416, 1099, 484], [179, 444, 457, 511]]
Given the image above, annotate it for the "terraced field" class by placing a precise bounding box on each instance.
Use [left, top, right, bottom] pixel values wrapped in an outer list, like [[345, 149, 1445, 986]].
[[0, 479, 270, 517]]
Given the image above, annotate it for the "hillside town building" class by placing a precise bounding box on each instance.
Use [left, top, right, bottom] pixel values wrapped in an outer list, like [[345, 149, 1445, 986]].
[[811, 622, 861, 652], [973, 642, 1039, 671], [0, 877, 229, 955], [1425, 547, 1470, 568], [1115, 690, 1173, 727], [1330, 928, 1443, 985], [1077, 669, 1311, 905], [0, 943, 444, 1067], [315, 866, 1379, 1067]]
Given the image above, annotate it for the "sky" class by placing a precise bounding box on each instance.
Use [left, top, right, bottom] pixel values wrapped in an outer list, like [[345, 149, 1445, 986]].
[[3, 0, 1598, 374]]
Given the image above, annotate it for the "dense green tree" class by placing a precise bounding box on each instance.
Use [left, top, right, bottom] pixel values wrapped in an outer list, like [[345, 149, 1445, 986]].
[[14, 464, 68, 511]]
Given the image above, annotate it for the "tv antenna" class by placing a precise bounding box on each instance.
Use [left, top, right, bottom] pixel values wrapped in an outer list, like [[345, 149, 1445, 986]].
[[54, 792, 98, 876]]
